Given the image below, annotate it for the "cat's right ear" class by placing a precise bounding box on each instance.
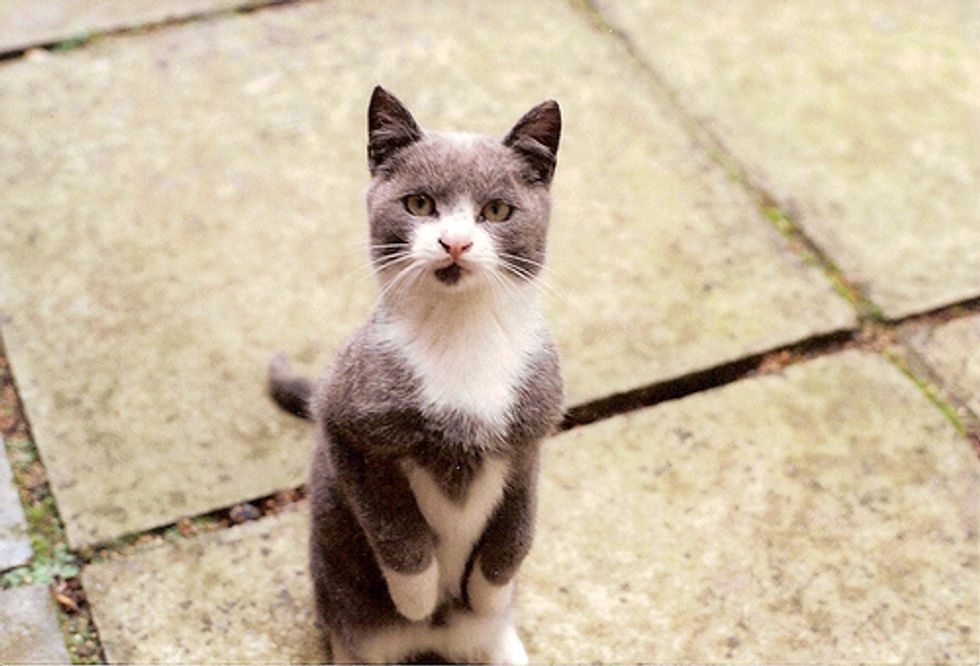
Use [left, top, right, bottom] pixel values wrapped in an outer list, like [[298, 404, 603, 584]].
[[368, 86, 423, 175], [503, 100, 561, 186]]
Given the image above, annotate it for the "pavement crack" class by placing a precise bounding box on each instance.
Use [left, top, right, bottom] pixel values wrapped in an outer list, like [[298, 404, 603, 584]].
[[0, 0, 319, 63], [561, 328, 855, 430], [562, 297, 980, 435]]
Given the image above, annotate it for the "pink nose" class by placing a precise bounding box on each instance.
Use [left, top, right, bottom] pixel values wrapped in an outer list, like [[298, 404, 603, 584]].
[[439, 238, 473, 261]]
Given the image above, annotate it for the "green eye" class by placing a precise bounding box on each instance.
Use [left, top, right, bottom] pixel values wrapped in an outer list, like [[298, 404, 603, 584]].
[[404, 194, 435, 216], [481, 200, 512, 222]]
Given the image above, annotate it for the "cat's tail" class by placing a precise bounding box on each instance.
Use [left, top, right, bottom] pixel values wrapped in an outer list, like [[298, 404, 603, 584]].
[[268, 352, 313, 420]]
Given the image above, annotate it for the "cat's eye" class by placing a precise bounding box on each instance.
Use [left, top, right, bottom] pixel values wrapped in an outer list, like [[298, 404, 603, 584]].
[[403, 194, 435, 217], [481, 200, 512, 222]]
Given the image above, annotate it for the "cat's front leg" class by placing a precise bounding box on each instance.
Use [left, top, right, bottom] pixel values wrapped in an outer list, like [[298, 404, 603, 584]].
[[467, 554, 516, 615], [381, 557, 440, 622], [467, 446, 539, 616], [331, 439, 440, 621]]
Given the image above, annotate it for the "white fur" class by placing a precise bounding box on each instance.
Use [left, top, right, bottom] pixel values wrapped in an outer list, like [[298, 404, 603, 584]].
[[381, 559, 439, 622], [404, 458, 509, 601], [467, 556, 515, 615], [381, 284, 545, 431], [357, 608, 526, 664], [494, 624, 530, 665]]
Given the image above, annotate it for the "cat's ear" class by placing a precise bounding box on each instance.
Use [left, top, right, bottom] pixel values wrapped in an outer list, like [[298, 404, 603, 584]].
[[503, 100, 561, 186], [368, 86, 424, 175]]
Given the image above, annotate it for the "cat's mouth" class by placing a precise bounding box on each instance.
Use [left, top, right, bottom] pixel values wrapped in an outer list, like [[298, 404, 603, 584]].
[[434, 263, 464, 285]]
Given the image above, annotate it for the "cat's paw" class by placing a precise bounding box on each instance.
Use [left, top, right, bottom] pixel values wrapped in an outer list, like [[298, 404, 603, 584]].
[[382, 560, 439, 622], [490, 625, 529, 665], [467, 560, 514, 615]]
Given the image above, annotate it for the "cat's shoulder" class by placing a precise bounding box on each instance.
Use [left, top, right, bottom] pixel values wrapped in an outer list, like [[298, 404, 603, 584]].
[[313, 319, 417, 418]]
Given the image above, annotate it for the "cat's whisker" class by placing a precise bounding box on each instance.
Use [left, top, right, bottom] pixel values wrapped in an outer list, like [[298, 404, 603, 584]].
[[335, 241, 411, 267], [345, 251, 412, 282], [367, 243, 412, 255], [486, 267, 536, 314], [498, 252, 545, 268], [375, 261, 424, 307], [338, 240, 395, 258], [497, 253, 557, 278], [498, 253, 563, 286], [371, 252, 413, 271], [500, 262, 568, 305]]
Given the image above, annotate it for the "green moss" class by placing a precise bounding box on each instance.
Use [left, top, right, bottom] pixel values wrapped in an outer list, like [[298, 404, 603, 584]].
[[761, 205, 885, 321], [57, 606, 101, 664], [49, 32, 93, 52], [1, 418, 99, 662], [886, 352, 966, 436], [1, 437, 78, 587]]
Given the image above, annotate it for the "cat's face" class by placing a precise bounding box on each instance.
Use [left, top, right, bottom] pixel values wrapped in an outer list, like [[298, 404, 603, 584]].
[[364, 87, 560, 298]]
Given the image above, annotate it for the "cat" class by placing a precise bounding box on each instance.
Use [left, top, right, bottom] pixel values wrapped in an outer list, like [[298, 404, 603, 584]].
[[268, 86, 564, 664]]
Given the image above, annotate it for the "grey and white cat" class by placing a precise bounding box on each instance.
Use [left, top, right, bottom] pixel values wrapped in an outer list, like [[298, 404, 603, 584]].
[[269, 87, 564, 664]]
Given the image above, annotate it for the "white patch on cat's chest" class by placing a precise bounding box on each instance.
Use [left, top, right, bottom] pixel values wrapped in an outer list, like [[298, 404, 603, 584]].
[[404, 458, 509, 600], [384, 284, 543, 430]]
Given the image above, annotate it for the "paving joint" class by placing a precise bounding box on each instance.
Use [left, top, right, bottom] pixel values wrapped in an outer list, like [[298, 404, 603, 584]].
[[575, 0, 885, 324], [561, 328, 855, 429], [883, 298, 980, 447], [0, 0, 317, 63], [0, 339, 104, 664], [564, 297, 980, 435], [81, 487, 306, 567]]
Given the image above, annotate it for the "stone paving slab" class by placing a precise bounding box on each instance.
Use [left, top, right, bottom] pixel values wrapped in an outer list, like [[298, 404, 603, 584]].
[[0, 0, 854, 546], [596, 0, 980, 318], [0, 585, 72, 664], [0, 0, 257, 54], [83, 508, 322, 664], [81, 351, 978, 663], [906, 315, 980, 420], [522, 350, 979, 662], [0, 435, 33, 572]]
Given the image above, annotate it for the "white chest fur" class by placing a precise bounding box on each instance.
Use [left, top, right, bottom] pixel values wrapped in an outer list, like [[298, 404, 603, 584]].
[[404, 458, 510, 600], [383, 284, 544, 430]]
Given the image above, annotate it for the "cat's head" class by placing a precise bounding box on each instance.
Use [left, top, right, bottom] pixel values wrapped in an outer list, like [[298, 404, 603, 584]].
[[364, 86, 560, 299]]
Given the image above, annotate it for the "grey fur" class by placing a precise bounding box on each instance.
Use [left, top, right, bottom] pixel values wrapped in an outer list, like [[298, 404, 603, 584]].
[[269, 86, 563, 663]]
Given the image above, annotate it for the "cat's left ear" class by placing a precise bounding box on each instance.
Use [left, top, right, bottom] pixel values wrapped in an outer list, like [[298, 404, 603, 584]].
[[368, 86, 424, 175], [503, 100, 561, 186]]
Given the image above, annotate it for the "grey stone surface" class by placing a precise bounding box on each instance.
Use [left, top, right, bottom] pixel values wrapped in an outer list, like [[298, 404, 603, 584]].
[[0, 435, 33, 572], [0, 0, 257, 54], [522, 351, 979, 662], [597, 0, 980, 318], [83, 508, 323, 664], [0, 0, 854, 546], [0, 585, 72, 664], [907, 314, 980, 420], [81, 352, 979, 663]]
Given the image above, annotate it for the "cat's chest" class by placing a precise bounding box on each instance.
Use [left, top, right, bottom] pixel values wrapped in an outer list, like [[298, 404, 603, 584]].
[[385, 301, 543, 430]]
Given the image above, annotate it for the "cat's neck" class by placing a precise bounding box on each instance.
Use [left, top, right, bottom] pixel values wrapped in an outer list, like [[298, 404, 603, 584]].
[[377, 281, 545, 429], [382, 281, 542, 343]]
